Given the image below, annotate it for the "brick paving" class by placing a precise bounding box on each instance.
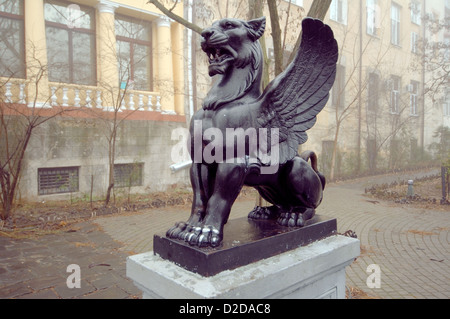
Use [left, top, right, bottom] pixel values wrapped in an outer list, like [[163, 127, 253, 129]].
[[1, 168, 449, 299], [0, 222, 140, 299]]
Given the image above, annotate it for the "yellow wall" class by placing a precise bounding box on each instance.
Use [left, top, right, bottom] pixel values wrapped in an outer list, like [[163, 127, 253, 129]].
[[5, 0, 185, 115]]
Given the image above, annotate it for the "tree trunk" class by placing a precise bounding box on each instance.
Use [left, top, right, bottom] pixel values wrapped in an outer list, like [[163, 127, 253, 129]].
[[329, 123, 340, 180], [267, 0, 283, 76], [0, 123, 34, 220], [105, 123, 117, 206], [248, 0, 270, 87]]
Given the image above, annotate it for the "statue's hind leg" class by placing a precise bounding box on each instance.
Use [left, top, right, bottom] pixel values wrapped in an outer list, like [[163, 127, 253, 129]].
[[249, 157, 323, 227], [276, 157, 323, 227]]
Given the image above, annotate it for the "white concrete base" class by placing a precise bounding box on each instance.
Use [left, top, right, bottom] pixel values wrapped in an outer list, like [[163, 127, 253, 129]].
[[126, 235, 360, 299]]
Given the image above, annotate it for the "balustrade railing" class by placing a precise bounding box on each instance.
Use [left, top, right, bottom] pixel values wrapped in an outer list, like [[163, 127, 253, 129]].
[[1, 80, 167, 114]]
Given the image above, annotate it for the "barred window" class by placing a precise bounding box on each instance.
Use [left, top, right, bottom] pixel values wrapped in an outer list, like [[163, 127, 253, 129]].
[[38, 167, 79, 195], [113, 163, 144, 188]]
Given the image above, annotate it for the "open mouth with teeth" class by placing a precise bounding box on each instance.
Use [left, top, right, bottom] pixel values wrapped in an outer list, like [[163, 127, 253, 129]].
[[201, 42, 238, 76], [206, 47, 235, 65], [206, 48, 234, 64]]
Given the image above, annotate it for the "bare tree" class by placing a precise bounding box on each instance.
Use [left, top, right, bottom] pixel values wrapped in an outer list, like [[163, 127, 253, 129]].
[[411, 13, 449, 102], [98, 70, 146, 206], [0, 44, 72, 220], [371, 77, 418, 170], [327, 18, 393, 179], [85, 19, 153, 206]]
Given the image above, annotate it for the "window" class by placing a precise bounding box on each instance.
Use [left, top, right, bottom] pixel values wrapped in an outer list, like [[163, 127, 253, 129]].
[[366, 0, 379, 36], [113, 163, 144, 188], [390, 75, 401, 114], [444, 91, 450, 116], [0, 0, 25, 78], [444, 38, 450, 63], [368, 72, 379, 111], [411, 32, 419, 54], [291, 0, 303, 7], [410, 1, 421, 25], [330, 0, 347, 25], [409, 81, 419, 115], [44, 0, 96, 85], [38, 167, 79, 195], [332, 64, 345, 108], [115, 15, 152, 91], [391, 3, 401, 46]]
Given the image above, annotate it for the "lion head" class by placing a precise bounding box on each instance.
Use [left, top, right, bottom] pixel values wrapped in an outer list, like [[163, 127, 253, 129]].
[[201, 17, 266, 76], [201, 17, 266, 110]]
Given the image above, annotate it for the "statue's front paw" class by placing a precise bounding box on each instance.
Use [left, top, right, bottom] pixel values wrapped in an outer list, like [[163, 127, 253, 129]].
[[187, 226, 223, 248]]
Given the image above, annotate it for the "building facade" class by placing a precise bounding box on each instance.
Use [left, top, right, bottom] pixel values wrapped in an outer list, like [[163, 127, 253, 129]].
[[1, 0, 448, 202], [0, 0, 190, 201], [313, 0, 449, 175], [188, 0, 449, 178]]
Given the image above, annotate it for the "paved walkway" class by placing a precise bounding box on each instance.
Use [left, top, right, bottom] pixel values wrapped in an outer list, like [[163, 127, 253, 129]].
[[1, 168, 448, 298]]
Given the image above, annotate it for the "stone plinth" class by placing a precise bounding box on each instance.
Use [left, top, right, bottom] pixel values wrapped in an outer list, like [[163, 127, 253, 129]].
[[127, 235, 360, 299]]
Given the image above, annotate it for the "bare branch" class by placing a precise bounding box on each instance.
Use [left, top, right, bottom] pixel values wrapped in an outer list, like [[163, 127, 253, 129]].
[[147, 0, 203, 34]]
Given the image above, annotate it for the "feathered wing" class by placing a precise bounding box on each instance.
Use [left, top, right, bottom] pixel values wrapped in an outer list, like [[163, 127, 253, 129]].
[[256, 18, 338, 166]]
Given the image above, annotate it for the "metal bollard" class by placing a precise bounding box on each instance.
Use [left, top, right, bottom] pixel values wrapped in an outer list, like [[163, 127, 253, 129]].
[[407, 180, 414, 198]]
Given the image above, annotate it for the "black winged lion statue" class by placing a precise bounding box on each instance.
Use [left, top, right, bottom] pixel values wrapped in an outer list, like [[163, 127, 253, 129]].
[[167, 16, 338, 248]]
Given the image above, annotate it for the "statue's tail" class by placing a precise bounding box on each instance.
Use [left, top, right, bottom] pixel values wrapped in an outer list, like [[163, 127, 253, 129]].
[[300, 151, 326, 190]]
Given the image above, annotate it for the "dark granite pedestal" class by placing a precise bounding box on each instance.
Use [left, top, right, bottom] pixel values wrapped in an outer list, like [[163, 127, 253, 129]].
[[153, 215, 337, 277]]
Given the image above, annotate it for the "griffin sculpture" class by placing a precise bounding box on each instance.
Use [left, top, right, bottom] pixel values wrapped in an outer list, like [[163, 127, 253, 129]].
[[167, 17, 338, 248]]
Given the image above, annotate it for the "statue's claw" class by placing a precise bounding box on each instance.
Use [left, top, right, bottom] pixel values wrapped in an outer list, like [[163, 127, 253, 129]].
[[177, 224, 192, 240], [185, 226, 222, 248], [248, 206, 279, 220], [277, 208, 315, 227], [166, 221, 187, 238], [185, 226, 202, 243], [277, 212, 303, 227]]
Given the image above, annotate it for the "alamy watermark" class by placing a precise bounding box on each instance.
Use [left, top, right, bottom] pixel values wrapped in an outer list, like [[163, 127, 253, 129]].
[[171, 121, 280, 174], [366, 264, 381, 289], [66, 264, 81, 289]]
